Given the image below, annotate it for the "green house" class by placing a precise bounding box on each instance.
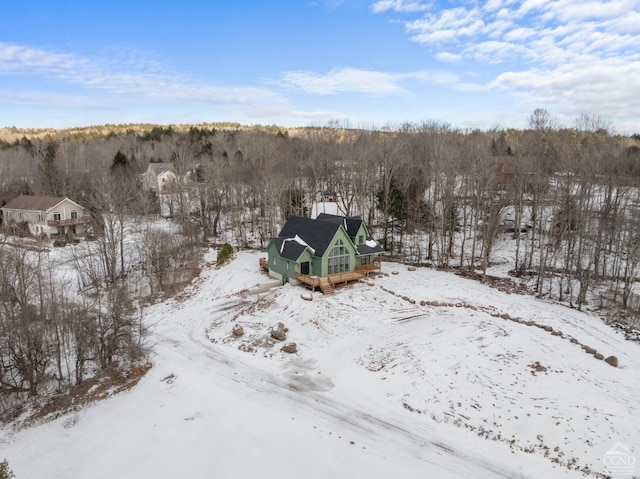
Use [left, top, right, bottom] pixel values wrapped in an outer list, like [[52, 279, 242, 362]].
[[264, 213, 384, 293]]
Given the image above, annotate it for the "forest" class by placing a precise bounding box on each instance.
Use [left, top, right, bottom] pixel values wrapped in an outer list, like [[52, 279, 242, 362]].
[[0, 109, 639, 418]]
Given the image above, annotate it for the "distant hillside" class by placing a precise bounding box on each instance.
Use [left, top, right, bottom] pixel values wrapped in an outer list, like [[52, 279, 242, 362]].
[[0, 122, 300, 142]]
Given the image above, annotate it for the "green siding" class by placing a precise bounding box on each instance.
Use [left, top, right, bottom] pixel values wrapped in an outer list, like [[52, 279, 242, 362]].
[[318, 227, 356, 277], [267, 220, 379, 279], [353, 223, 368, 246]]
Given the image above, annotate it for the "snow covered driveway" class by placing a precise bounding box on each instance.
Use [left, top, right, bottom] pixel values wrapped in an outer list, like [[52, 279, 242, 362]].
[[1, 250, 638, 478]]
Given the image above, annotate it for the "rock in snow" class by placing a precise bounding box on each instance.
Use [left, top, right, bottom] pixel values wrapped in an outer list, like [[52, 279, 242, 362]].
[[281, 342, 298, 353], [605, 355, 619, 367], [232, 324, 244, 337], [270, 322, 287, 341]]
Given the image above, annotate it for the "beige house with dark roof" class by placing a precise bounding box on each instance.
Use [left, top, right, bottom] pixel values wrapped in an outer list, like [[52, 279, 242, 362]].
[[1, 195, 88, 237], [144, 163, 179, 192]]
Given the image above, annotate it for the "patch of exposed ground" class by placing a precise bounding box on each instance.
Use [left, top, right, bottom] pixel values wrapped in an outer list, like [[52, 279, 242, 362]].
[[12, 362, 152, 429]]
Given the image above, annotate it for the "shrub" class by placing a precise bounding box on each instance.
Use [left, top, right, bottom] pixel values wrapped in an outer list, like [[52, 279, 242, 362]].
[[0, 459, 15, 479], [217, 243, 234, 264]]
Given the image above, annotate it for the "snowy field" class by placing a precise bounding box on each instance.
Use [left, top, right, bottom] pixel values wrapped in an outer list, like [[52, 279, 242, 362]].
[[1, 249, 639, 478]]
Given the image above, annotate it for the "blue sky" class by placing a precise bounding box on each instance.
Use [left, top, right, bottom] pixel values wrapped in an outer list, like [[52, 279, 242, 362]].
[[1, 0, 639, 133]]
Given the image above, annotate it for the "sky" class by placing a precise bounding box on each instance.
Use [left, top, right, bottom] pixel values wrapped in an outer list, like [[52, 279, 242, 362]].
[[1, 0, 639, 133]]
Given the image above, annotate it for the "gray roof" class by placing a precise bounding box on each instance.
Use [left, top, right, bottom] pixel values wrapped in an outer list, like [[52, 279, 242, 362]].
[[278, 216, 342, 257], [148, 163, 175, 174], [356, 242, 384, 255], [275, 214, 384, 258], [2, 195, 81, 212], [272, 237, 309, 261], [316, 213, 384, 254], [316, 213, 364, 238]]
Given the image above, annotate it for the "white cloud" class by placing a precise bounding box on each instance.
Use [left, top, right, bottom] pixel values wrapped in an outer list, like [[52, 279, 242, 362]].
[[483, 0, 503, 13], [371, 0, 640, 130], [491, 58, 640, 120], [370, 0, 431, 13], [406, 7, 486, 43], [516, 0, 549, 17], [0, 41, 295, 121], [278, 66, 479, 95], [465, 40, 530, 63], [279, 67, 406, 95], [547, 0, 637, 22], [435, 52, 462, 62], [503, 27, 537, 42]]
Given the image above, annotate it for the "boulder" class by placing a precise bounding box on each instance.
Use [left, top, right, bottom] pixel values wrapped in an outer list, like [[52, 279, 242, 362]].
[[281, 342, 298, 354], [584, 346, 597, 354], [408, 266, 417, 272], [594, 352, 604, 360], [270, 322, 287, 341], [500, 313, 511, 320], [232, 324, 244, 337], [604, 355, 619, 367]]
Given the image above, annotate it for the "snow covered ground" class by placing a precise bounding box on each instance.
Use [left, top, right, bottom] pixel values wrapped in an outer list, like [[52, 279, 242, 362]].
[[1, 249, 639, 478]]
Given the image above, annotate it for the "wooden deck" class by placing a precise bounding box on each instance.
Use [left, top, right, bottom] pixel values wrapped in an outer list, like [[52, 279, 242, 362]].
[[355, 261, 382, 276], [296, 269, 374, 294], [260, 257, 382, 294]]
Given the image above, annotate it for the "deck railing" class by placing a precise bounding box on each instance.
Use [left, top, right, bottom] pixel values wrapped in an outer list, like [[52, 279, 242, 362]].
[[355, 261, 381, 275], [47, 217, 89, 227], [296, 270, 365, 288]]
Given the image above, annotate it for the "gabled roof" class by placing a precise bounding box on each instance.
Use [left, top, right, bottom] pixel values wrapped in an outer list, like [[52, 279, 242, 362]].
[[147, 163, 176, 175], [356, 241, 384, 255], [2, 195, 82, 212], [272, 236, 311, 261], [316, 213, 363, 238], [317, 212, 384, 254], [278, 216, 342, 257]]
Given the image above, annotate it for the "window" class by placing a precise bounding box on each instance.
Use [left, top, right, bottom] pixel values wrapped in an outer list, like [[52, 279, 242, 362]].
[[53, 213, 61, 222], [358, 235, 364, 244], [71, 210, 78, 219], [327, 239, 350, 275], [37, 213, 45, 222]]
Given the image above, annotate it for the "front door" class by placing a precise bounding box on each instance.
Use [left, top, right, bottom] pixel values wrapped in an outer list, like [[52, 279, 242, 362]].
[[301, 261, 310, 275]]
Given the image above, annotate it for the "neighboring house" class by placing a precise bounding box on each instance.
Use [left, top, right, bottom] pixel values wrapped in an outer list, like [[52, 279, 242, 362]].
[[1, 195, 88, 237], [320, 191, 336, 202], [144, 163, 178, 192], [263, 213, 384, 293], [493, 156, 516, 190]]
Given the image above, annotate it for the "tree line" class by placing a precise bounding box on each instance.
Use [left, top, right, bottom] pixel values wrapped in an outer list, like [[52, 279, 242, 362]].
[[0, 111, 639, 416]]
